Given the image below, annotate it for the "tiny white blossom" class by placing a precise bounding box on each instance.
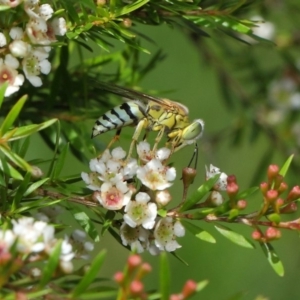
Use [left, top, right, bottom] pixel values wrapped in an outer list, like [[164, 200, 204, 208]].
[[9, 40, 31, 58], [22, 49, 51, 87], [124, 192, 157, 229], [39, 4, 54, 20], [210, 191, 224, 206], [0, 54, 24, 96], [0, 32, 7, 47], [95, 181, 132, 210], [9, 27, 24, 40], [155, 190, 172, 207], [252, 16, 275, 41], [205, 164, 228, 191], [120, 222, 150, 253], [51, 17, 67, 36], [137, 141, 171, 162], [0, 229, 16, 249], [137, 159, 176, 190], [155, 147, 171, 161], [154, 217, 185, 252]]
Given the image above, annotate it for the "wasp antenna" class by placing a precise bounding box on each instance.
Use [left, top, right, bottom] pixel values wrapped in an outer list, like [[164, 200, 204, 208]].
[[187, 143, 198, 169]]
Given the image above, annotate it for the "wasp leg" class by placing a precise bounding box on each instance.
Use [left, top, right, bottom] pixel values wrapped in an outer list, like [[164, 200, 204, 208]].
[[97, 129, 122, 158], [127, 118, 147, 160], [152, 127, 165, 153]]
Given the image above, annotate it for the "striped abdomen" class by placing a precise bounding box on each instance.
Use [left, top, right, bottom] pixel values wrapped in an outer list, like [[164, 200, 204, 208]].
[[91, 102, 145, 138]]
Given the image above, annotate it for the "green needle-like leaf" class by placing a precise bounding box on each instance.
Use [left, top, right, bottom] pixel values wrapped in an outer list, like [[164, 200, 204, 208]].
[[73, 210, 100, 242], [114, 0, 149, 17], [0, 82, 8, 109], [160, 252, 170, 300], [53, 143, 69, 178], [0, 95, 27, 136], [260, 242, 284, 277], [12, 172, 31, 211], [215, 225, 255, 249], [0, 157, 23, 180], [5, 119, 57, 141], [24, 178, 49, 197], [72, 250, 106, 297], [182, 220, 216, 243], [279, 154, 294, 177]]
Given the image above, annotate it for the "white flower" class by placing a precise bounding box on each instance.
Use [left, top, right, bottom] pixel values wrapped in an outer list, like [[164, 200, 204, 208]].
[[22, 49, 51, 87], [155, 190, 172, 207], [154, 217, 185, 252], [9, 40, 31, 58], [0, 54, 24, 97], [205, 164, 228, 191], [251, 16, 275, 41], [137, 141, 171, 163], [210, 191, 224, 206], [122, 158, 138, 180], [137, 159, 176, 190], [94, 181, 132, 210], [9, 27, 24, 40], [124, 192, 157, 229], [51, 17, 67, 36], [12, 217, 55, 253], [0, 32, 7, 47], [120, 222, 150, 253], [81, 171, 102, 191], [0, 229, 16, 249], [39, 4, 53, 20]]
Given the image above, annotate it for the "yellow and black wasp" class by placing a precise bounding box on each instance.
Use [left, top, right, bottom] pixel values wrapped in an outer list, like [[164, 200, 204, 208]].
[[91, 82, 204, 159]]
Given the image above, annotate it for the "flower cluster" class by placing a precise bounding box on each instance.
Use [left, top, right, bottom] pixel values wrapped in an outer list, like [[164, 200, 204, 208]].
[[0, 217, 94, 276], [82, 141, 185, 254], [0, 0, 66, 96]]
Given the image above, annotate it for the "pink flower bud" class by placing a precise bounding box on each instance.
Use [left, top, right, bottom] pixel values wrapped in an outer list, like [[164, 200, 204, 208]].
[[287, 186, 300, 202], [170, 294, 182, 300], [113, 271, 124, 284], [182, 280, 197, 298], [128, 254, 142, 270], [266, 190, 278, 202], [267, 164, 279, 181], [237, 199, 247, 210], [260, 182, 269, 195], [227, 175, 237, 185], [278, 182, 288, 194], [130, 280, 144, 295], [251, 230, 262, 241], [122, 18, 132, 28], [227, 182, 239, 197], [141, 263, 152, 274], [280, 202, 298, 214], [265, 227, 281, 240]]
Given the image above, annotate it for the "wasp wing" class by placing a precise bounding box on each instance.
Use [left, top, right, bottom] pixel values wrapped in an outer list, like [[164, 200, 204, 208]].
[[94, 81, 177, 109]]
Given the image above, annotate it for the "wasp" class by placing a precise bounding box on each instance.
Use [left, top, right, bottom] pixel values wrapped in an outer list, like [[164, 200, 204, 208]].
[[91, 82, 204, 159]]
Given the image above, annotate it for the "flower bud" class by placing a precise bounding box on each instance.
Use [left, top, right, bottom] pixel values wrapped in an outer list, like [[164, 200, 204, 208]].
[[227, 182, 239, 198], [114, 271, 124, 284], [182, 167, 197, 188], [265, 227, 281, 240], [155, 190, 172, 207], [265, 190, 278, 202], [210, 191, 224, 207], [251, 230, 262, 241], [227, 175, 237, 185], [237, 199, 247, 210], [130, 280, 144, 295], [286, 186, 300, 202], [122, 18, 132, 28], [260, 182, 269, 195], [267, 164, 279, 181], [9, 40, 31, 58], [128, 254, 142, 270], [182, 280, 197, 298], [280, 202, 298, 214], [278, 182, 288, 194]]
